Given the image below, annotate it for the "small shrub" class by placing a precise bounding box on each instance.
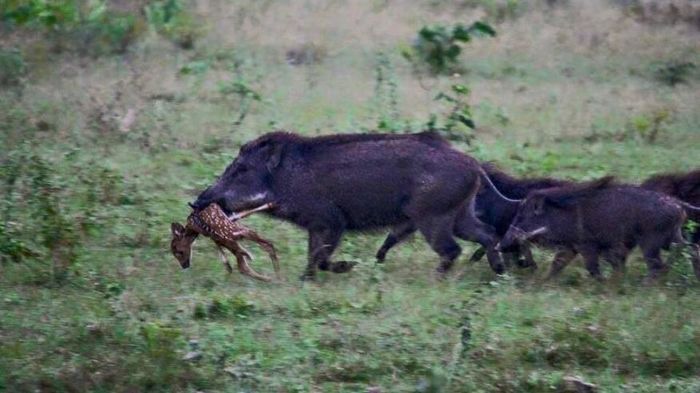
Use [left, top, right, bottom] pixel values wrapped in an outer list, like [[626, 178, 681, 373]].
[[218, 72, 263, 129], [625, 109, 671, 143], [201, 295, 256, 319], [403, 21, 496, 75], [618, 0, 700, 30], [373, 52, 402, 132], [426, 84, 477, 143], [285, 42, 327, 66], [145, 0, 202, 49], [458, 0, 527, 22], [654, 61, 697, 87], [0, 48, 27, 87]]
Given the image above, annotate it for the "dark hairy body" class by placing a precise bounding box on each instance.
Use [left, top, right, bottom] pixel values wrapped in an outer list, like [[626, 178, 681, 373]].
[[498, 177, 700, 281], [376, 162, 569, 269], [642, 169, 700, 243], [192, 131, 510, 279]]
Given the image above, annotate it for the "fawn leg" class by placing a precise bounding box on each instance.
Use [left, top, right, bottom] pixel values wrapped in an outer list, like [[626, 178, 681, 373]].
[[216, 244, 234, 274]]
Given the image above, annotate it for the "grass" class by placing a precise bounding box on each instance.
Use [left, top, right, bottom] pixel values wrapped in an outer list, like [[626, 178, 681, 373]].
[[1, 0, 700, 392]]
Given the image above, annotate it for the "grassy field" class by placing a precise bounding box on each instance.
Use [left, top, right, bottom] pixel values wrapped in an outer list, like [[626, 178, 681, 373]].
[[1, 1, 700, 392]]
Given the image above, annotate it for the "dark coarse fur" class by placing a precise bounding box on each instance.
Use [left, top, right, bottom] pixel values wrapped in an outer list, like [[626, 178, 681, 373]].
[[499, 176, 700, 281], [193, 131, 506, 279], [642, 169, 700, 243], [375, 162, 569, 268], [474, 163, 570, 266]]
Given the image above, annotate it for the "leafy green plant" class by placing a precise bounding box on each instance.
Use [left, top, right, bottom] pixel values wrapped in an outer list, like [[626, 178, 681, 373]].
[[426, 84, 477, 143], [373, 52, 402, 132], [145, 0, 201, 49], [403, 21, 496, 75], [654, 61, 697, 87], [2, 0, 141, 55], [626, 109, 671, 144], [218, 60, 264, 129]]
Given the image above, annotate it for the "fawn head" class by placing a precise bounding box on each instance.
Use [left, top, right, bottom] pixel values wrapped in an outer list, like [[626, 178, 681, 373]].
[[170, 222, 197, 269]]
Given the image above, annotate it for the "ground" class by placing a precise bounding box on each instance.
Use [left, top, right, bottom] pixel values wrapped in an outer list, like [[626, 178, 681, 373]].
[[1, 0, 699, 392]]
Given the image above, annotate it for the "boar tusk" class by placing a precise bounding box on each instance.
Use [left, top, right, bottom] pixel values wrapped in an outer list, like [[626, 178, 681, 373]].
[[229, 203, 275, 221], [524, 226, 548, 240]]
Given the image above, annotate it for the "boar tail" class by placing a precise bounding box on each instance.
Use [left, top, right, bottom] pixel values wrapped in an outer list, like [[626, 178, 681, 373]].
[[479, 168, 523, 203]]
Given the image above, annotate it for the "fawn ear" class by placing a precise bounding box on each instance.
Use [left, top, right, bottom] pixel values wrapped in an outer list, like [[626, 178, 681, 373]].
[[171, 222, 185, 237]]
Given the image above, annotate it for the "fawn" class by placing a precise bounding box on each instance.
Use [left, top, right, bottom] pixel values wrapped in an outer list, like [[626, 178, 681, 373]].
[[170, 203, 279, 281]]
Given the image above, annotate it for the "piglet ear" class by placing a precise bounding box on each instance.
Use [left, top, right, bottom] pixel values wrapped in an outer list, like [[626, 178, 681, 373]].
[[171, 222, 185, 236]]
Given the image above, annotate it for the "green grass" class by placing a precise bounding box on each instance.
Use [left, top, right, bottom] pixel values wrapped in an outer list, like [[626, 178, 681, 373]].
[[2, 1, 700, 392]]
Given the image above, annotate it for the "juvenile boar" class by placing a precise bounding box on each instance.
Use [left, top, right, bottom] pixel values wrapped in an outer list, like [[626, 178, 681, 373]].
[[376, 162, 569, 269], [192, 131, 516, 280], [642, 169, 700, 243], [498, 177, 700, 281]]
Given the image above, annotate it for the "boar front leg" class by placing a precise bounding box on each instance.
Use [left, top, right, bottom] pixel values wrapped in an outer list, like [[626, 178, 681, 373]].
[[304, 227, 343, 280]]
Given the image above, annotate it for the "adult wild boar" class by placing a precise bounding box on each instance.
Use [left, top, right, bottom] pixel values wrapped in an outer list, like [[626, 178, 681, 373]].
[[376, 162, 569, 269], [642, 169, 700, 243], [191, 131, 518, 280], [498, 177, 700, 281]]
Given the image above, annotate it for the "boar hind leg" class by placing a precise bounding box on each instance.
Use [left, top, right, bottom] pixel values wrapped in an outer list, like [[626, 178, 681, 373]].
[[688, 243, 700, 281], [639, 238, 670, 282], [547, 249, 577, 278], [579, 246, 604, 281], [414, 214, 462, 275], [376, 222, 417, 263], [603, 245, 629, 275], [453, 209, 505, 275]]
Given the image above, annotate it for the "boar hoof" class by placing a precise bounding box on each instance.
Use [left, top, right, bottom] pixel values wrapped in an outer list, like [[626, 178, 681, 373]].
[[300, 270, 317, 281], [492, 263, 506, 275], [331, 261, 357, 273], [515, 258, 535, 269], [318, 261, 331, 271], [469, 247, 486, 262]]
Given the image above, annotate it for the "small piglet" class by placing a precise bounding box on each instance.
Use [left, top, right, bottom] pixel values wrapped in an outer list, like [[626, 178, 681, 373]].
[[498, 177, 700, 281]]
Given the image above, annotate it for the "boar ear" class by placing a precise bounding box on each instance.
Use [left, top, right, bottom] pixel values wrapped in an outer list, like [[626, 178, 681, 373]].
[[265, 143, 284, 173], [171, 222, 185, 237], [533, 195, 546, 216]]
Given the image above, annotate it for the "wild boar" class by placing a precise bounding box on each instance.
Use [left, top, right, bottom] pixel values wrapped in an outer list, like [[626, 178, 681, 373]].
[[498, 177, 700, 281], [192, 131, 518, 280], [376, 162, 569, 269], [642, 169, 700, 243]]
